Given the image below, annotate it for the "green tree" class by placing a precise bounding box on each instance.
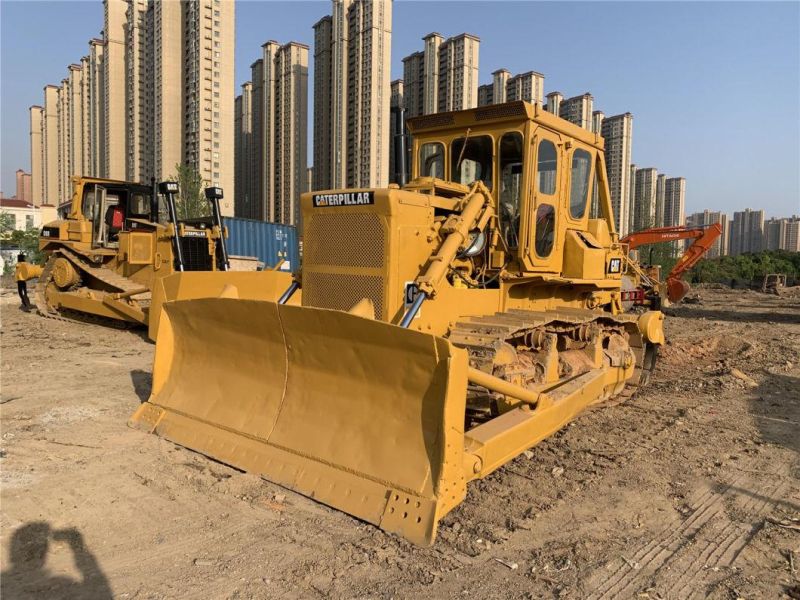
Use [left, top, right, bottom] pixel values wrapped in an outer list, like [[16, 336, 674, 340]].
[[171, 163, 209, 220], [1, 211, 45, 273], [0, 211, 15, 240], [9, 228, 44, 264], [691, 250, 800, 284]]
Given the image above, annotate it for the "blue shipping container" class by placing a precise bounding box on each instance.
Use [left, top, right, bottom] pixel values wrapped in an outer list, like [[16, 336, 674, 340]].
[[222, 217, 299, 272]]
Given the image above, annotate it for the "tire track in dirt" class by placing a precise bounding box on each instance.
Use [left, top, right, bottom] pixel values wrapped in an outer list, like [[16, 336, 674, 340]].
[[665, 477, 788, 599], [586, 467, 789, 599]]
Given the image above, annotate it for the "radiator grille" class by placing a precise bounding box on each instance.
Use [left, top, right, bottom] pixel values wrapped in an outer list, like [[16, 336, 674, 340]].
[[305, 213, 385, 268], [179, 237, 213, 271], [304, 272, 385, 317]]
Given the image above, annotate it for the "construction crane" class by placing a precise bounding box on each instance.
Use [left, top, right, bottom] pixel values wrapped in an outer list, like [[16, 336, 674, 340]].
[[621, 223, 723, 305]]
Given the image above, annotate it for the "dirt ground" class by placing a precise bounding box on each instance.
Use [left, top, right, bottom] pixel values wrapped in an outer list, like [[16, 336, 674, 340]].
[[1, 286, 798, 599]]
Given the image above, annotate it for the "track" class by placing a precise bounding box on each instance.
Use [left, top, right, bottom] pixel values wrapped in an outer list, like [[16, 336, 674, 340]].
[[448, 306, 656, 412], [34, 248, 150, 329]]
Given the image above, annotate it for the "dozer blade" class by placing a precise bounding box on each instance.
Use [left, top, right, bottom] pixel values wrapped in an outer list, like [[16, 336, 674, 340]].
[[147, 270, 296, 340], [131, 299, 470, 546]]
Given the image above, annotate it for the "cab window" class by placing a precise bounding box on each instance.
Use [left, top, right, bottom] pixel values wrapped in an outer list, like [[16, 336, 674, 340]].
[[536, 139, 557, 195], [451, 135, 493, 189], [419, 142, 444, 178], [82, 186, 96, 220], [129, 192, 150, 219], [535, 204, 556, 257], [499, 132, 524, 248], [569, 149, 592, 219]]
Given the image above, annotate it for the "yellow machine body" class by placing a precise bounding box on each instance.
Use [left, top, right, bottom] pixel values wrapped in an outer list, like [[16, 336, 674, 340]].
[[132, 101, 664, 545], [35, 176, 291, 339]]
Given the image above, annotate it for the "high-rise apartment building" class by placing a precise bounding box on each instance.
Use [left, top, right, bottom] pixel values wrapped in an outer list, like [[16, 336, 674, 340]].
[[312, 16, 333, 192], [628, 163, 637, 234], [477, 84, 491, 106], [79, 55, 91, 177], [729, 208, 765, 256], [57, 78, 69, 204], [234, 82, 252, 217], [764, 216, 800, 252], [389, 79, 405, 185], [633, 167, 658, 232], [401, 31, 479, 118], [437, 33, 479, 113], [478, 69, 507, 106], [663, 177, 686, 229], [600, 113, 633, 236], [68, 65, 85, 183], [478, 69, 544, 106], [786, 218, 800, 252], [149, 0, 183, 186], [422, 32, 442, 114], [545, 92, 563, 115], [313, 0, 392, 190], [685, 210, 729, 257], [125, 0, 151, 183], [88, 39, 106, 178], [103, 0, 127, 180], [559, 93, 593, 130], [15, 170, 32, 204], [236, 41, 308, 225], [183, 0, 235, 213], [591, 111, 604, 135], [29, 0, 235, 213], [402, 50, 425, 117], [655, 174, 666, 227], [28, 106, 44, 206], [507, 71, 544, 105], [42, 86, 60, 207]]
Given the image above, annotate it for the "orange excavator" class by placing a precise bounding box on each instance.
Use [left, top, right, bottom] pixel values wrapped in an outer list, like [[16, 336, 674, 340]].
[[621, 223, 722, 306]]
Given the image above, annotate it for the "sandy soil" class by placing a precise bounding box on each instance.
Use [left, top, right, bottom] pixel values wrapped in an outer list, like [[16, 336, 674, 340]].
[[1, 287, 798, 599]]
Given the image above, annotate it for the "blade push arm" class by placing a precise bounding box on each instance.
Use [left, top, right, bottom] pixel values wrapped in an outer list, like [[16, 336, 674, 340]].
[[401, 181, 494, 326]]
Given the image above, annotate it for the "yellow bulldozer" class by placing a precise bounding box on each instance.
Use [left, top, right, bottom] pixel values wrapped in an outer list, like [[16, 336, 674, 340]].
[[132, 101, 665, 545], [36, 176, 292, 339]]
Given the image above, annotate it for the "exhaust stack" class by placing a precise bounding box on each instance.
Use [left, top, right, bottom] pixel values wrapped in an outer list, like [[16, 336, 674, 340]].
[[205, 187, 230, 272], [159, 181, 184, 272]]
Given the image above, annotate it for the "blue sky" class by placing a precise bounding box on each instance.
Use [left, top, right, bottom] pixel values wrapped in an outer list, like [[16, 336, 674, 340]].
[[2, 1, 798, 217]]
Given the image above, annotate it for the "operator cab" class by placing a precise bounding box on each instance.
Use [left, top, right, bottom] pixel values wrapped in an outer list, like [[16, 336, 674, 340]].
[[78, 181, 164, 249], [407, 101, 612, 274]]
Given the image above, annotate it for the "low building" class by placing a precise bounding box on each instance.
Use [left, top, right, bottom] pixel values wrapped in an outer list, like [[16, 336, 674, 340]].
[[1, 198, 42, 232]]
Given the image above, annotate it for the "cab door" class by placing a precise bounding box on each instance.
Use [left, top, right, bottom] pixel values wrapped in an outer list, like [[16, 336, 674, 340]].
[[91, 186, 120, 248], [522, 128, 563, 272]]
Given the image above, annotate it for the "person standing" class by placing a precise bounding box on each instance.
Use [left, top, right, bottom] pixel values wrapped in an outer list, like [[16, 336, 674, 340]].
[[14, 253, 33, 311]]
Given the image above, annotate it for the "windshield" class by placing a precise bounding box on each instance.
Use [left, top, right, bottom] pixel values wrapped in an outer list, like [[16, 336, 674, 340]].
[[451, 135, 493, 189], [499, 132, 524, 248], [419, 142, 445, 178]]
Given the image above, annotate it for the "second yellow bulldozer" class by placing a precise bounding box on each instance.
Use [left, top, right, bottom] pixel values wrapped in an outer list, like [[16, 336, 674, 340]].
[[132, 101, 665, 545], [36, 177, 292, 339]]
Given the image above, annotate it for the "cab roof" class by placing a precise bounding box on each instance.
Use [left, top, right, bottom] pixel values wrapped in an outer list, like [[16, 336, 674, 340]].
[[406, 100, 605, 151]]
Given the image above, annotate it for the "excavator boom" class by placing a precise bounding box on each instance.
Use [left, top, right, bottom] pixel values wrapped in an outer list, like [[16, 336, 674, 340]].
[[622, 223, 722, 303]]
